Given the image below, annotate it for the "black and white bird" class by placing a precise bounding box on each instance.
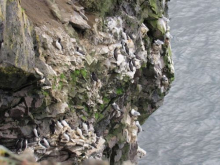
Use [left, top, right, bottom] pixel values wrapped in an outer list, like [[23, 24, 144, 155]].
[[34, 68, 44, 79], [114, 47, 119, 60], [131, 109, 141, 117], [75, 47, 85, 56], [62, 133, 70, 142], [0, 22, 4, 49], [55, 38, 63, 51], [129, 60, 134, 72], [16, 138, 24, 152], [23, 139, 28, 150], [124, 43, 130, 55], [43, 138, 50, 148], [91, 72, 98, 82], [61, 120, 70, 128], [56, 121, 64, 130]]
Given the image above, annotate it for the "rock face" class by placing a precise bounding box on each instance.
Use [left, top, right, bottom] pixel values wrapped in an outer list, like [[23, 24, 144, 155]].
[[0, 0, 174, 164]]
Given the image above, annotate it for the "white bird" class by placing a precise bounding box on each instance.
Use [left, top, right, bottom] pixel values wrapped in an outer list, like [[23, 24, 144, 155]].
[[33, 128, 39, 137], [77, 127, 85, 139], [137, 146, 147, 158], [164, 31, 173, 39], [131, 109, 140, 117], [61, 120, 70, 128], [38, 141, 46, 149], [112, 102, 121, 111], [161, 75, 169, 85], [122, 32, 128, 40], [55, 38, 62, 51], [117, 54, 125, 66], [62, 133, 70, 142], [34, 68, 44, 79], [82, 123, 89, 134], [161, 0, 166, 9], [162, 15, 170, 23], [135, 121, 142, 132], [43, 138, 50, 148], [56, 121, 63, 129], [155, 39, 164, 46], [24, 139, 28, 150], [42, 86, 51, 90]]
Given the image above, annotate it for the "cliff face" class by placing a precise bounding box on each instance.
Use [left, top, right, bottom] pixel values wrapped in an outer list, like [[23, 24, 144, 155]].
[[0, 0, 174, 164]]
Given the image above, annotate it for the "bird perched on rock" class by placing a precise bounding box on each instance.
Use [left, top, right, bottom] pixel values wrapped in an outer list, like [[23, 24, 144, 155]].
[[55, 38, 63, 51], [43, 138, 50, 148], [121, 31, 128, 40], [62, 133, 70, 142], [114, 47, 119, 60], [161, 75, 169, 86], [77, 127, 85, 139], [23, 139, 28, 150], [33, 128, 39, 138], [135, 121, 142, 132], [130, 109, 140, 117], [137, 146, 147, 158], [129, 60, 134, 72], [112, 102, 121, 111], [34, 68, 44, 79], [16, 138, 24, 153], [56, 121, 64, 129], [0, 22, 4, 49], [82, 122, 89, 134], [61, 120, 71, 129], [124, 43, 130, 55], [91, 72, 98, 82], [155, 39, 164, 46], [75, 47, 85, 56]]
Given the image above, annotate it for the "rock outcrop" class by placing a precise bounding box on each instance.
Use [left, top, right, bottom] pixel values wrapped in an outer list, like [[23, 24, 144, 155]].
[[0, 0, 174, 164]]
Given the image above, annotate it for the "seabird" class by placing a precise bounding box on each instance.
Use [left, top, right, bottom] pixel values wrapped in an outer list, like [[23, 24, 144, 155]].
[[82, 123, 89, 134], [154, 39, 164, 46], [135, 121, 143, 132], [55, 38, 63, 51], [91, 72, 98, 82], [56, 121, 64, 129], [114, 47, 119, 60], [131, 109, 141, 117], [76, 127, 85, 139], [61, 120, 70, 128], [164, 31, 173, 40], [75, 47, 85, 56], [39, 78, 46, 84], [34, 68, 44, 79], [23, 139, 28, 150], [122, 32, 128, 40], [161, 75, 169, 85], [38, 141, 46, 149], [16, 139, 23, 152], [42, 86, 51, 90], [43, 138, 50, 148], [0, 22, 4, 49], [162, 15, 170, 23], [33, 128, 39, 138], [62, 133, 70, 142], [117, 54, 125, 66], [124, 43, 130, 55], [129, 60, 134, 72], [137, 146, 147, 158], [112, 102, 121, 111]]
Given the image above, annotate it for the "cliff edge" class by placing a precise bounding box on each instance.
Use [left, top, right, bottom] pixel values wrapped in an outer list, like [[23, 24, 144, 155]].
[[0, 0, 174, 164]]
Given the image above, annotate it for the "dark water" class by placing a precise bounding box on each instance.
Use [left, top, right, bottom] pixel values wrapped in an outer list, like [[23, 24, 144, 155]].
[[139, 0, 220, 164]]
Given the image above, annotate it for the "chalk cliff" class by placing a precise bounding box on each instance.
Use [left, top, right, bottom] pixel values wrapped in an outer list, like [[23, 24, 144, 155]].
[[0, 0, 174, 164]]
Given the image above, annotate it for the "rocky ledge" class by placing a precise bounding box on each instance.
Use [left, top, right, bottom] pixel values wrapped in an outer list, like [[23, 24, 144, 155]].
[[0, 0, 174, 164]]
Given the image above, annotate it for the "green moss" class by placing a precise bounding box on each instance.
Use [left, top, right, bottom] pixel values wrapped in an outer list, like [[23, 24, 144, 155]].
[[80, 69, 87, 78], [60, 73, 66, 80], [95, 112, 104, 121], [116, 88, 123, 95]]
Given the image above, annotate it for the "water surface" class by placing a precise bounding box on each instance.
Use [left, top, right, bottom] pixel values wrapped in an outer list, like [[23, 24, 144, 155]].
[[139, 0, 220, 164]]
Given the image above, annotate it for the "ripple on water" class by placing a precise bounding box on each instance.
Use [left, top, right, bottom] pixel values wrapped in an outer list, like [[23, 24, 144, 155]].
[[139, 0, 220, 164]]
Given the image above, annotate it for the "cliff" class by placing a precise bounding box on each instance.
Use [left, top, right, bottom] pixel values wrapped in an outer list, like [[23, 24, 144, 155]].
[[0, 0, 174, 164]]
